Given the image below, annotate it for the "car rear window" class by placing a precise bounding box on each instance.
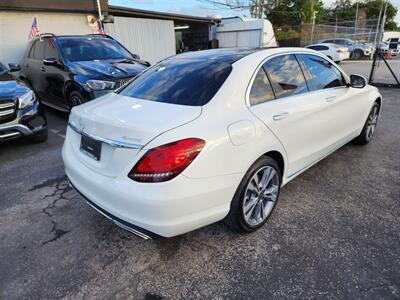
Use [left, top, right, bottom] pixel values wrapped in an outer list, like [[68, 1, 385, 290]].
[[120, 57, 233, 106]]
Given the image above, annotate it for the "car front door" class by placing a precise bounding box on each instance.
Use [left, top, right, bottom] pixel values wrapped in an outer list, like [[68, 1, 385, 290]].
[[296, 53, 366, 152], [248, 54, 330, 177], [42, 37, 67, 107]]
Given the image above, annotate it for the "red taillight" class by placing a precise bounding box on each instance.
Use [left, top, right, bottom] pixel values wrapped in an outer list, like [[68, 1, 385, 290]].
[[336, 49, 345, 53], [128, 138, 206, 182]]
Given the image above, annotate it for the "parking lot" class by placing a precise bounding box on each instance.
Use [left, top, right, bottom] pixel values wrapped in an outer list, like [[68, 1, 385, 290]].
[[0, 61, 399, 299]]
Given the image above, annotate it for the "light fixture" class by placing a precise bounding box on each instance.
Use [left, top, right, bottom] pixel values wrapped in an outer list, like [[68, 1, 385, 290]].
[[174, 25, 189, 30]]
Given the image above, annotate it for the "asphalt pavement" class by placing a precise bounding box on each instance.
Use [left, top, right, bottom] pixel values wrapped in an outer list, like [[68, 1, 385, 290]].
[[0, 61, 399, 299]]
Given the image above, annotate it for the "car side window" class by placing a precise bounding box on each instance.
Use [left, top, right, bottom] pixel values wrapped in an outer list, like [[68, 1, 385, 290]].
[[28, 41, 36, 59], [320, 46, 329, 50], [297, 54, 345, 91], [33, 40, 45, 60], [249, 67, 275, 105], [263, 54, 308, 99], [44, 38, 59, 59]]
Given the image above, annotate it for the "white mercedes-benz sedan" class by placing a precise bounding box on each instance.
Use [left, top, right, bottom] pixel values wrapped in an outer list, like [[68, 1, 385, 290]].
[[62, 48, 382, 239]]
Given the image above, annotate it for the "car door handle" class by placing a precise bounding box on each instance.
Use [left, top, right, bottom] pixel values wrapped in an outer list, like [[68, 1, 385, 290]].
[[325, 96, 336, 102], [272, 112, 289, 121], [41, 67, 45, 72]]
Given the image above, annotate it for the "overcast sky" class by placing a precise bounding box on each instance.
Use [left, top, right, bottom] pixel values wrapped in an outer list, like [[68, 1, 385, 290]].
[[109, 0, 400, 23]]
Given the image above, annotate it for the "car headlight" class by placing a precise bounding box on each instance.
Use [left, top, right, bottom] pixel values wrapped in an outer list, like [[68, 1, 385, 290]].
[[18, 90, 36, 109], [85, 80, 116, 91]]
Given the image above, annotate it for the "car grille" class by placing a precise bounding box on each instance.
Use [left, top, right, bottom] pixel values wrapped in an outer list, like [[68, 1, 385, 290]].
[[0, 99, 17, 124], [114, 78, 133, 89]]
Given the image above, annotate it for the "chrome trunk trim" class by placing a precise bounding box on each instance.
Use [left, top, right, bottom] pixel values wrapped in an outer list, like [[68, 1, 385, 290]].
[[68, 122, 143, 149]]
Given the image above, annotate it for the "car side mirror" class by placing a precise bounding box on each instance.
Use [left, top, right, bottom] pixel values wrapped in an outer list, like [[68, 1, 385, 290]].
[[350, 74, 366, 88], [8, 63, 21, 72], [43, 57, 58, 66]]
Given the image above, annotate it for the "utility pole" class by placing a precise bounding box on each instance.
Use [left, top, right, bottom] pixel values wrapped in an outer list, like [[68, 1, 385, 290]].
[[335, 16, 338, 38], [373, 1, 384, 49], [379, 1, 388, 42], [310, 10, 317, 43], [354, 1, 359, 39]]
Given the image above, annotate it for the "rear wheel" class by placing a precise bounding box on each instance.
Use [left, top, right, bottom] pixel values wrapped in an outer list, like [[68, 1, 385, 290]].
[[225, 156, 281, 232], [352, 49, 363, 60], [352, 102, 380, 145], [67, 90, 87, 108]]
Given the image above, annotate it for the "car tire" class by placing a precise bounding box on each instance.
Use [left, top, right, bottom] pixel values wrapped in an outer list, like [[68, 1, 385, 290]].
[[352, 102, 380, 145], [225, 156, 281, 233], [67, 90, 87, 108], [352, 49, 363, 60], [29, 127, 48, 143]]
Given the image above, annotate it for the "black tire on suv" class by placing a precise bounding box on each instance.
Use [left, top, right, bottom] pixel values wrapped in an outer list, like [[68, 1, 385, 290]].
[[67, 90, 87, 108]]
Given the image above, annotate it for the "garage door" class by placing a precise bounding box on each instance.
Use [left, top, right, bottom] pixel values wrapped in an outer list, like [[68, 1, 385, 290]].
[[217, 30, 261, 48], [104, 16, 176, 65]]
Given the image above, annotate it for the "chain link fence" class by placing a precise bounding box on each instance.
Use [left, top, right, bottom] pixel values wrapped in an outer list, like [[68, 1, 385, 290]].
[[301, 19, 380, 46]]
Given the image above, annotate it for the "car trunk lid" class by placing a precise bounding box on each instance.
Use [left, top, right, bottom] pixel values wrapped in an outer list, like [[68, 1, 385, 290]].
[[68, 93, 202, 177]]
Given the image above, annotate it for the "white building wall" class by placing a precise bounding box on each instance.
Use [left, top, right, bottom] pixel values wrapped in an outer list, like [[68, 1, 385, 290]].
[[383, 31, 400, 41], [0, 11, 92, 65], [104, 16, 176, 65]]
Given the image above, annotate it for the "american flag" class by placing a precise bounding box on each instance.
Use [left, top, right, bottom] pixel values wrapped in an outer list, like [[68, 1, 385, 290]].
[[28, 17, 40, 40]]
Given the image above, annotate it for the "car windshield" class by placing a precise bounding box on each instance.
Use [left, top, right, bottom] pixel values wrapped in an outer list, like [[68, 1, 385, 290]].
[[0, 62, 8, 75], [58, 37, 133, 62], [120, 57, 233, 106]]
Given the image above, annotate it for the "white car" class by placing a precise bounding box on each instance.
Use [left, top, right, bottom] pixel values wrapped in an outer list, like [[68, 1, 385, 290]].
[[380, 41, 399, 56], [306, 43, 350, 63], [62, 48, 382, 239]]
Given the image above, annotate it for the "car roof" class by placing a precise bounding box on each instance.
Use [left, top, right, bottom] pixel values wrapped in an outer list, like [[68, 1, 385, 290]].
[[33, 34, 112, 41], [308, 43, 334, 47], [163, 48, 268, 65]]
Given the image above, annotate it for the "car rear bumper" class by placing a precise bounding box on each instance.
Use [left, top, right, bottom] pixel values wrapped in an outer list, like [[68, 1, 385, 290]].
[[62, 135, 243, 238]]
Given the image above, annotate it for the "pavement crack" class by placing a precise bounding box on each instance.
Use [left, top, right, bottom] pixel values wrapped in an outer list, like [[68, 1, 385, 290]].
[[39, 178, 76, 246]]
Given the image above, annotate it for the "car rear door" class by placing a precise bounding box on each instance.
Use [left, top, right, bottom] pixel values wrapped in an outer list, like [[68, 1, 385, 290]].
[[248, 54, 330, 177], [42, 37, 67, 106], [27, 39, 46, 99]]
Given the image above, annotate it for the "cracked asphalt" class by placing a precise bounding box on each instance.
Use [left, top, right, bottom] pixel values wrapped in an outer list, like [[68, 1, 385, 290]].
[[0, 62, 399, 299]]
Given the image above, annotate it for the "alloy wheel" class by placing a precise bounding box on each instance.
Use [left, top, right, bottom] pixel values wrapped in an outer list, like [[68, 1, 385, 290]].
[[366, 105, 379, 141], [242, 166, 279, 226]]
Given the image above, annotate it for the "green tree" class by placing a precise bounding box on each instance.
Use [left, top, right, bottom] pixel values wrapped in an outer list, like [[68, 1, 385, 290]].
[[266, 0, 325, 27], [325, 0, 397, 30], [359, 0, 397, 30]]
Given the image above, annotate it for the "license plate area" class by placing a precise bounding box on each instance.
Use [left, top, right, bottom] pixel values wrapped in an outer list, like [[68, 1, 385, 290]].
[[80, 135, 102, 161]]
